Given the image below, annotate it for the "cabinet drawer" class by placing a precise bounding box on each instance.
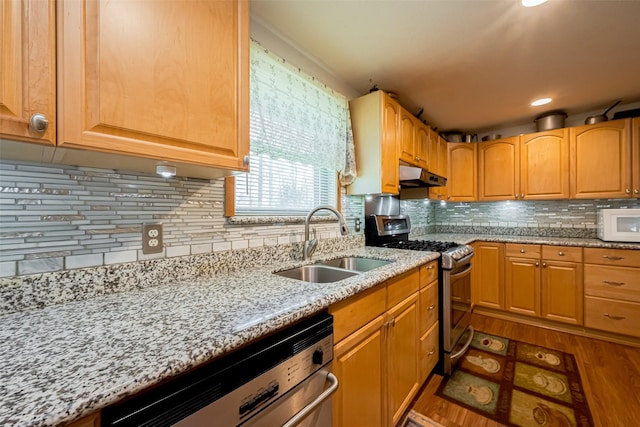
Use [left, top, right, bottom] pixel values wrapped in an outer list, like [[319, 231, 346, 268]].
[[419, 322, 439, 383], [419, 281, 438, 335], [584, 248, 640, 268], [387, 268, 420, 309], [584, 264, 640, 303], [420, 261, 438, 288], [506, 243, 541, 258], [330, 285, 386, 343], [542, 245, 582, 262], [585, 296, 640, 338]]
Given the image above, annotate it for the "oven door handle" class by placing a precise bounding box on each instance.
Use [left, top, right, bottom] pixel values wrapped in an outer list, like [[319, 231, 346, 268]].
[[449, 263, 472, 279], [282, 370, 339, 427], [450, 325, 475, 361]]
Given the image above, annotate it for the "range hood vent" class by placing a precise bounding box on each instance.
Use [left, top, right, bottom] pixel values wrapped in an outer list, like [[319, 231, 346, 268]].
[[399, 165, 446, 188]]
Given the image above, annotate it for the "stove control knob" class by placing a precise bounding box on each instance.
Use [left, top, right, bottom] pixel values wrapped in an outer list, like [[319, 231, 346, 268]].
[[312, 348, 324, 365]]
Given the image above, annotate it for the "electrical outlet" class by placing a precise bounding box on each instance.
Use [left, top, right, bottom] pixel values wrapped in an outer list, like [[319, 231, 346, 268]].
[[143, 223, 163, 254], [354, 217, 361, 232]]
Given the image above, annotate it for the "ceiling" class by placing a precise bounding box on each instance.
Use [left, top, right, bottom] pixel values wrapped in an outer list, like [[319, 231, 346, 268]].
[[250, 0, 640, 133]]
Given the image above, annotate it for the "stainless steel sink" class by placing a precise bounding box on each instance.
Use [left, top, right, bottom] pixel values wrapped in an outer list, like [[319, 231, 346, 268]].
[[318, 257, 393, 272], [274, 264, 360, 283]]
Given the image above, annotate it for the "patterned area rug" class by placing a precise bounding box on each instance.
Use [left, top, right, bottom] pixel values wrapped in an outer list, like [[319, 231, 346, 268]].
[[401, 410, 446, 427], [436, 331, 594, 427]]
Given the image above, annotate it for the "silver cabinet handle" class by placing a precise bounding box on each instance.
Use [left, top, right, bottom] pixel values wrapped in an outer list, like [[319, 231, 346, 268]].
[[626, 189, 631, 194], [520, 249, 525, 253], [427, 304, 436, 311], [603, 313, 626, 321], [521, 193, 524, 199], [603, 255, 624, 261], [558, 251, 564, 256], [535, 262, 539, 267], [427, 348, 436, 356], [390, 318, 396, 327], [282, 371, 339, 427], [515, 194, 519, 199], [243, 155, 250, 166], [604, 281, 625, 287], [29, 113, 48, 133], [427, 265, 434, 270], [542, 262, 546, 268], [635, 189, 639, 194]]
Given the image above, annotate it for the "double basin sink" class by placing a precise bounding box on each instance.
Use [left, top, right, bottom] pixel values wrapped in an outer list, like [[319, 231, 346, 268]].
[[274, 257, 393, 283]]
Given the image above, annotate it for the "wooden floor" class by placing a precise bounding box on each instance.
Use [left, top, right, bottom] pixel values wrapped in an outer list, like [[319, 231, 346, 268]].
[[409, 314, 640, 427]]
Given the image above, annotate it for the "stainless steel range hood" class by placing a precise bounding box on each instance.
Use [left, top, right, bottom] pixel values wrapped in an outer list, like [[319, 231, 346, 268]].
[[398, 165, 446, 199], [399, 165, 446, 188]]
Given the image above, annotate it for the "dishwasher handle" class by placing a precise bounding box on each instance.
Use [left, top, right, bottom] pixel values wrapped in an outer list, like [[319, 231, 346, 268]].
[[281, 371, 339, 427]]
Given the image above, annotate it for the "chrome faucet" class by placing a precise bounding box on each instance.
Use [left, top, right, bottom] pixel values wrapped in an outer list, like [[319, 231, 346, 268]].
[[303, 205, 350, 260]]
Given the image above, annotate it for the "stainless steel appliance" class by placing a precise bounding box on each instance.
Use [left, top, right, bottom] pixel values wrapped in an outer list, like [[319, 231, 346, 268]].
[[102, 313, 336, 427], [365, 214, 475, 375]]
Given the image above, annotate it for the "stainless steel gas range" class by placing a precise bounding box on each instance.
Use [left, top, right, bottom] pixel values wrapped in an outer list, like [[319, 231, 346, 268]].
[[365, 214, 475, 375]]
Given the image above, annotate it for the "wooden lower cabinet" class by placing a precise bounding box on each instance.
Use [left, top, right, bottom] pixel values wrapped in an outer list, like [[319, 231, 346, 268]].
[[584, 248, 640, 338], [387, 293, 419, 426], [65, 413, 100, 427], [330, 266, 432, 427], [501, 244, 584, 325], [471, 242, 505, 309], [332, 315, 386, 427]]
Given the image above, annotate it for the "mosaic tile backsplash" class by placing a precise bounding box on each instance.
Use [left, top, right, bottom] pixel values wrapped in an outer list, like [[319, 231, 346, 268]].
[[1, 159, 638, 278], [0, 160, 366, 277], [433, 199, 640, 237]]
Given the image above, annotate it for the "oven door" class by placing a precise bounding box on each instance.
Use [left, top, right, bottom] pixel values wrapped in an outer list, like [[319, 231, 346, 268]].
[[443, 260, 473, 352]]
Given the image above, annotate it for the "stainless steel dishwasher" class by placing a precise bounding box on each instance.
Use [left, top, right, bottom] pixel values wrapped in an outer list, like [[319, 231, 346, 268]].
[[102, 313, 336, 427]]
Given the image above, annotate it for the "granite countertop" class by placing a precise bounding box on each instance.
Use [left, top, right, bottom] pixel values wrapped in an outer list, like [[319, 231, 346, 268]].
[[0, 246, 438, 427], [415, 233, 640, 250]]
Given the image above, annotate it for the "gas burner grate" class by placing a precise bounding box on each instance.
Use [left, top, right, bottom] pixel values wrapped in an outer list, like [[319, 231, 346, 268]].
[[381, 240, 460, 252]]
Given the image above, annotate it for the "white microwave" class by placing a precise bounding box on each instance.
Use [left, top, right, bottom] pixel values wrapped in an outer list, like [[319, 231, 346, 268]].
[[597, 208, 640, 242]]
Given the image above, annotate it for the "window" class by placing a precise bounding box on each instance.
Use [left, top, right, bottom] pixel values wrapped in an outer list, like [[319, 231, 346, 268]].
[[234, 40, 354, 216]]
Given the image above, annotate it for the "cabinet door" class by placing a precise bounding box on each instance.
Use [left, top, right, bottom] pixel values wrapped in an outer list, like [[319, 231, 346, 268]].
[[447, 143, 477, 201], [520, 129, 569, 200], [570, 119, 632, 198], [415, 124, 429, 170], [429, 131, 448, 199], [387, 293, 419, 427], [333, 315, 386, 427], [633, 117, 640, 196], [381, 95, 400, 194], [399, 110, 416, 165], [505, 257, 540, 317], [478, 137, 520, 200], [541, 260, 583, 325], [58, 0, 249, 171], [0, 0, 56, 146], [472, 242, 505, 309]]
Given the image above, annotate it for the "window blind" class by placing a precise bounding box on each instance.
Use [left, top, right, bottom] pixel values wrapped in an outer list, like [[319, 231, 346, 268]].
[[235, 40, 346, 215]]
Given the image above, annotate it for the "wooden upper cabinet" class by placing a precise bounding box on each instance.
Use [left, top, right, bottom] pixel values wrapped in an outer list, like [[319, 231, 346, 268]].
[[478, 137, 519, 200], [399, 112, 429, 170], [428, 130, 448, 199], [414, 123, 429, 170], [0, 0, 56, 146], [570, 119, 632, 198], [447, 142, 477, 201], [348, 90, 399, 195], [633, 117, 640, 197], [57, 0, 249, 172], [520, 128, 569, 200], [399, 110, 417, 165]]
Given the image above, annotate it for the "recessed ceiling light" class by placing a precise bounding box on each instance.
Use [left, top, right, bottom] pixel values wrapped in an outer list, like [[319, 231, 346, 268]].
[[522, 0, 547, 7], [531, 97, 552, 106]]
